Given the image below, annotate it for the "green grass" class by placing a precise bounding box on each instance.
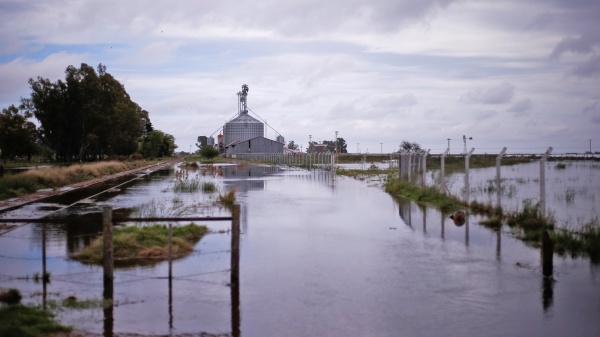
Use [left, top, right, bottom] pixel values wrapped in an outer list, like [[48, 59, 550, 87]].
[[71, 224, 208, 265], [0, 160, 154, 201], [0, 288, 22, 304], [385, 177, 464, 211], [218, 189, 237, 209], [173, 177, 201, 192], [551, 218, 600, 263], [202, 181, 217, 193], [506, 199, 554, 229], [0, 304, 72, 337]]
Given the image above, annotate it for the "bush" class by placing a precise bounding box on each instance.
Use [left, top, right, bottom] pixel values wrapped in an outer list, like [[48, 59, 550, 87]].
[[0, 288, 22, 304], [200, 145, 219, 159]]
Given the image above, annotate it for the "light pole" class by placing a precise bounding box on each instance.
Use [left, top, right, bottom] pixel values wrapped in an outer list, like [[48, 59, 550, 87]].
[[380, 143, 383, 154], [309, 135, 312, 153], [447, 138, 451, 154]]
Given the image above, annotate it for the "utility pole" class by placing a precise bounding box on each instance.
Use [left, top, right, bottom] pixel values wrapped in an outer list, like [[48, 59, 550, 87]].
[[357, 143, 359, 154], [380, 143, 383, 154], [447, 138, 451, 154]]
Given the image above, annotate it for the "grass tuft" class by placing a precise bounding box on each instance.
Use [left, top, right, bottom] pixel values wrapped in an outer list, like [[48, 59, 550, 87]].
[[0, 304, 71, 337], [71, 224, 207, 265], [218, 189, 237, 209], [0, 288, 22, 304]]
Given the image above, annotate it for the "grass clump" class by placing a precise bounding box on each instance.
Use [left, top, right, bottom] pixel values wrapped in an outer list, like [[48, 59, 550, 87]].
[[173, 177, 201, 192], [551, 218, 600, 263], [218, 189, 237, 209], [506, 200, 554, 229], [0, 304, 71, 337], [202, 181, 217, 193], [385, 177, 463, 211], [71, 224, 208, 265], [0, 288, 22, 304]]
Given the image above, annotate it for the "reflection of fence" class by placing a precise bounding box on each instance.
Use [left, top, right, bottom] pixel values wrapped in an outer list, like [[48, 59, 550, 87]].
[[233, 153, 337, 172], [0, 205, 242, 337]]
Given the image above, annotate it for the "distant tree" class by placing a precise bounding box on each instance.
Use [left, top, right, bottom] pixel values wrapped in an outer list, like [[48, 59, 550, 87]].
[[319, 138, 347, 153], [287, 140, 299, 150], [399, 140, 422, 153], [196, 136, 208, 150], [142, 130, 177, 158], [0, 105, 38, 162], [200, 145, 219, 159]]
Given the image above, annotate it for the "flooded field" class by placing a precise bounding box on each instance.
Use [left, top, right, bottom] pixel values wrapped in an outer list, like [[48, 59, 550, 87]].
[[1, 162, 599, 336]]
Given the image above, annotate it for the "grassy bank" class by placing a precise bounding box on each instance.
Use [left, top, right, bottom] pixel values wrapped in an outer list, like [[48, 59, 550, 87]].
[[1, 288, 71, 337], [0, 160, 153, 201], [384, 176, 464, 211], [71, 223, 208, 265]]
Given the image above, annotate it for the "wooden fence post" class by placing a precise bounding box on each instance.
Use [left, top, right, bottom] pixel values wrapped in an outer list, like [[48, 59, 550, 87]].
[[230, 203, 241, 337], [102, 206, 114, 337], [102, 206, 113, 299]]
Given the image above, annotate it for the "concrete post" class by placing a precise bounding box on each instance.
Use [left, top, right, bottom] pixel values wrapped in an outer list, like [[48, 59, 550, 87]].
[[540, 147, 553, 216]]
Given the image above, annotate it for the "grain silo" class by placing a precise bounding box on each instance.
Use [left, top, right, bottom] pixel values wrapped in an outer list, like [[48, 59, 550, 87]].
[[223, 84, 264, 146]]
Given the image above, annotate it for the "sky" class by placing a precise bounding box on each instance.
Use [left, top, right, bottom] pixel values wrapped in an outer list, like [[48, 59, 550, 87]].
[[1, 0, 599, 155]]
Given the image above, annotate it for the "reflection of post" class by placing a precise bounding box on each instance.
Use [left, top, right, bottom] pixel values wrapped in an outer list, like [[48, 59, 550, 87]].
[[102, 206, 114, 337], [421, 205, 427, 233], [496, 147, 507, 209], [541, 230, 554, 310], [168, 223, 173, 330], [465, 214, 470, 247], [496, 229, 501, 261], [441, 213, 445, 239], [540, 147, 553, 216], [42, 223, 47, 310], [231, 204, 241, 337]]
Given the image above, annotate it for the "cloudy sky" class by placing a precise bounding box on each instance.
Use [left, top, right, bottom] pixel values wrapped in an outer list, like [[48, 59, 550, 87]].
[[1, 0, 599, 154]]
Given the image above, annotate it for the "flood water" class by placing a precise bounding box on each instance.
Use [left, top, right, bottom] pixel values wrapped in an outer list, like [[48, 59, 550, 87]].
[[1, 162, 599, 336]]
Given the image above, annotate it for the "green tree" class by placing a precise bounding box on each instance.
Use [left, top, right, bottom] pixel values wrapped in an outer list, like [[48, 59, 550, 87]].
[[399, 140, 422, 152], [200, 145, 219, 159], [22, 63, 149, 161], [142, 130, 177, 158], [0, 105, 38, 162], [287, 140, 299, 150], [196, 136, 208, 150]]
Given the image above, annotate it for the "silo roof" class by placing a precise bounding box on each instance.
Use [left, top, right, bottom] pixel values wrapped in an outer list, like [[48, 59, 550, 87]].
[[228, 113, 261, 124]]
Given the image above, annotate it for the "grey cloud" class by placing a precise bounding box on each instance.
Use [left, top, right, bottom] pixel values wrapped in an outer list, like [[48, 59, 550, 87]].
[[550, 34, 600, 59], [460, 82, 515, 105], [507, 98, 533, 115], [569, 54, 600, 78]]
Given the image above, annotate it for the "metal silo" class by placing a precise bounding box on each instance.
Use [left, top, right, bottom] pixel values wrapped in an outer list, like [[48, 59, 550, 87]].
[[223, 84, 264, 146]]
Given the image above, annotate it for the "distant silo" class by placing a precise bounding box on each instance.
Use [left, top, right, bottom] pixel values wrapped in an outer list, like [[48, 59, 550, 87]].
[[276, 135, 285, 144], [223, 84, 264, 146]]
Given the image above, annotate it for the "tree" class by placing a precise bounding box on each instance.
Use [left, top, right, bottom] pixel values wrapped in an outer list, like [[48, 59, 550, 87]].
[[0, 105, 38, 162], [399, 140, 422, 153], [22, 63, 149, 161], [196, 136, 208, 150], [287, 140, 299, 150], [200, 145, 219, 159], [142, 130, 177, 158]]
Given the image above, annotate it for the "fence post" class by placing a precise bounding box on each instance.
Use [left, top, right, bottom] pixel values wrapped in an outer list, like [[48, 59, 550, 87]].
[[102, 206, 113, 299], [441, 149, 448, 192], [540, 147, 553, 216], [231, 204, 240, 286], [102, 206, 114, 337], [464, 148, 475, 203], [496, 147, 507, 209], [422, 149, 430, 186]]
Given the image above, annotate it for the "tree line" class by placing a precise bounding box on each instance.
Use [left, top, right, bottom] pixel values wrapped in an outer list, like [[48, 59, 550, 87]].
[[0, 63, 176, 162]]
